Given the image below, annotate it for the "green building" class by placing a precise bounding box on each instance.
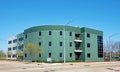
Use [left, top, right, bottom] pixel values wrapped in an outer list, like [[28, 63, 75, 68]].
[[7, 25, 103, 62]]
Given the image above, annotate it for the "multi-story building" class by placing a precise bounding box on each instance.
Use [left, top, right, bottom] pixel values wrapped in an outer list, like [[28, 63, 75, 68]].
[[7, 33, 24, 59], [7, 36, 17, 59], [7, 25, 103, 61]]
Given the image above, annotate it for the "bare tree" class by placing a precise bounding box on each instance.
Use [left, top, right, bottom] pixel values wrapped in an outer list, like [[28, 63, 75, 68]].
[[104, 40, 115, 61], [111, 41, 120, 60], [0, 50, 6, 59]]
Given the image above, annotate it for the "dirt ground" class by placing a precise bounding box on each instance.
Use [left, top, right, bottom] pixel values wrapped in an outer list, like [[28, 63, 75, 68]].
[[0, 60, 120, 72]]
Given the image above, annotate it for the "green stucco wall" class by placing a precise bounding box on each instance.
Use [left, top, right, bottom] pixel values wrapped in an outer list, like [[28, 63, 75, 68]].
[[81, 27, 104, 61], [23, 25, 81, 61]]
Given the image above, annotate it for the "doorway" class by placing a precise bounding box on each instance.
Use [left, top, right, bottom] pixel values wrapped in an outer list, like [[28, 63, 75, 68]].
[[75, 52, 81, 60]]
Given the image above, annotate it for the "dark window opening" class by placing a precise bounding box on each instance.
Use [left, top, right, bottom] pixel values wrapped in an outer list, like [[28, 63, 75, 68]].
[[8, 55, 11, 58], [12, 54, 16, 58], [25, 35, 27, 39], [87, 53, 91, 58], [59, 53, 62, 57], [70, 42, 72, 47], [60, 42, 62, 46], [60, 31, 62, 35], [39, 42, 41, 46], [8, 48, 11, 51], [87, 43, 90, 48], [39, 53, 41, 57], [87, 33, 90, 38], [49, 53, 51, 57], [70, 53, 72, 57], [49, 42, 51, 46], [70, 32, 72, 36], [75, 33, 80, 39], [97, 36, 103, 58], [39, 32, 41, 36], [98, 53, 103, 57], [13, 39, 17, 43], [25, 53, 27, 57], [19, 38, 23, 41], [13, 47, 16, 50], [8, 41, 12, 44], [18, 44, 24, 50], [49, 31, 52, 35]]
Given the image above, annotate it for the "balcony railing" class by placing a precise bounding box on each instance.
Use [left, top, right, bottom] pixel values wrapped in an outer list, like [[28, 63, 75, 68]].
[[74, 39, 82, 42], [74, 47, 82, 52], [74, 50, 82, 52]]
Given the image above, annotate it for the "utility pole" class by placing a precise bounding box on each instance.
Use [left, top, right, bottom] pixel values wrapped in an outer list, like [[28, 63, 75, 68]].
[[63, 25, 66, 64]]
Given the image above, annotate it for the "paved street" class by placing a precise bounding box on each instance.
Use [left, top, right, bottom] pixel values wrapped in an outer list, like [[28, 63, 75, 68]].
[[0, 60, 120, 72]]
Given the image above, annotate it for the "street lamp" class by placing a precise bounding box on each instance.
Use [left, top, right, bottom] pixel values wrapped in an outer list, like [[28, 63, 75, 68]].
[[63, 25, 66, 64], [63, 20, 73, 64], [109, 33, 119, 62]]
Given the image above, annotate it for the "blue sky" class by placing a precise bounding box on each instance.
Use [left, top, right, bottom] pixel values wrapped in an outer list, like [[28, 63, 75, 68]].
[[0, 0, 120, 52]]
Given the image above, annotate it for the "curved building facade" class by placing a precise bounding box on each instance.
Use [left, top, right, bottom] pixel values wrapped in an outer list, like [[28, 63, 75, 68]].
[[8, 25, 104, 62]]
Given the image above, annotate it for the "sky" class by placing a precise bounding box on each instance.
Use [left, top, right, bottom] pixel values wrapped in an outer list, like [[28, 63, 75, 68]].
[[0, 0, 120, 52]]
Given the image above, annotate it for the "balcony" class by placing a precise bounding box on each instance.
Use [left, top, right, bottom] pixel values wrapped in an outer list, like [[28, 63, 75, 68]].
[[74, 50, 82, 52], [74, 39, 82, 42], [74, 33, 82, 52], [74, 47, 82, 52], [75, 33, 82, 42]]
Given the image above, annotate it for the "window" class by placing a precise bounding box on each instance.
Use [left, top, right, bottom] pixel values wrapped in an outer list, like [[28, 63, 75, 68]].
[[13, 47, 16, 50], [8, 48, 11, 51], [87, 43, 90, 48], [18, 44, 24, 50], [49, 31, 52, 35], [70, 42, 72, 47], [39, 32, 41, 36], [60, 42, 62, 46], [13, 39, 17, 43], [69, 32, 72, 36], [97, 36, 103, 58], [49, 42, 52, 46], [60, 31, 62, 35], [39, 42, 41, 46], [12, 54, 16, 58], [8, 55, 11, 58], [49, 53, 51, 57], [87, 33, 90, 38], [19, 38, 23, 41], [25, 53, 27, 57], [25, 34, 27, 39], [59, 53, 62, 57], [87, 53, 91, 58], [39, 53, 41, 57], [70, 53, 72, 57], [8, 41, 12, 44]]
